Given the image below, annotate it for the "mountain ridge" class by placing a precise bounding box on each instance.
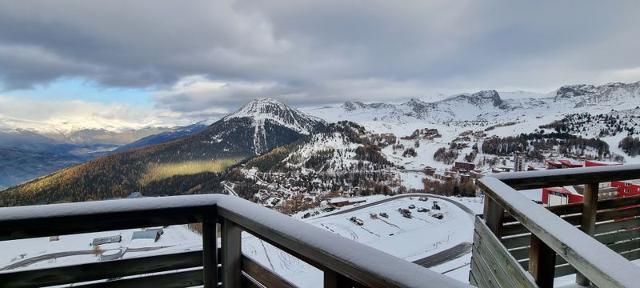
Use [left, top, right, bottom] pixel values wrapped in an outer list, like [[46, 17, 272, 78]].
[[0, 98, 326, 206]]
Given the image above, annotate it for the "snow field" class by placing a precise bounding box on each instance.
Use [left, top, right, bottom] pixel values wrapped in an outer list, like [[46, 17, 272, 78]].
[[243, 195, 476, 286], [0, 225, 202, 271]]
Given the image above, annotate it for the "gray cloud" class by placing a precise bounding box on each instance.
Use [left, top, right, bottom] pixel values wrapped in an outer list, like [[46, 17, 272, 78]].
[[1, 0, 640, 112]]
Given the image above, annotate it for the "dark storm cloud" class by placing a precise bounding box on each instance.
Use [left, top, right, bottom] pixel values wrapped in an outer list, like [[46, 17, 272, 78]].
[[1, 0, 640, 112]]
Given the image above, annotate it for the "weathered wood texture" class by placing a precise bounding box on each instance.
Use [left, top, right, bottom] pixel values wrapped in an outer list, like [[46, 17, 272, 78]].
[[482, 170, 640, 286], [577, 183, 599, 286], [478, 176, 640, 288], [222, 218, 242, 288], [501, 194, 640, 239], [470, 216, 536, 288], [528, 235, 555, 288], [504, 221, 640, 278], [0, 194, 470, 288], [484, 196, 505, 237]]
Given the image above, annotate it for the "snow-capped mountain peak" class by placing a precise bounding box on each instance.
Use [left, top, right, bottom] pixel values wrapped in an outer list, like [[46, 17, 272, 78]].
[[226, 98, 288, 118], [222, 98, 327, 154], [224, 98, 325, 135]]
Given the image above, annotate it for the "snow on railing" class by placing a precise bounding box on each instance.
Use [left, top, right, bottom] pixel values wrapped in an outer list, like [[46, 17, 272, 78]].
[[477, 165, 640, 288], [0, 194, 469, 288]]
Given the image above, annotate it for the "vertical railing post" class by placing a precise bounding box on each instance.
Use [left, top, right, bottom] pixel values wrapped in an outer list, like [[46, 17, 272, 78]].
[[529, 235, 556, 288], [222, 218, 242, 288], [483, 194, 504, 237], [202, 207, 218, 288], [576, 182, 599, 286]]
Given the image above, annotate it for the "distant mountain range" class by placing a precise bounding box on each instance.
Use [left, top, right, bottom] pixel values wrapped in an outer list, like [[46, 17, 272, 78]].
[[0, 125, 188, 189], [308, 81, 640, 126], [44, 127, 172, 146], [3, 80, 640, 205], [0, 98, 326, 206], [115, 123, 209, 152]]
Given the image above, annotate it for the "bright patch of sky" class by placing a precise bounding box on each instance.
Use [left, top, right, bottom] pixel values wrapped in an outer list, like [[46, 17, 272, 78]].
[[2, 78, 152, 107]]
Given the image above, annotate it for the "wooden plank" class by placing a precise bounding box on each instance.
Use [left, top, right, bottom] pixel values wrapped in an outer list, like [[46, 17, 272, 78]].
[[597, 207, 640, 222], [0, 251, 203, 288], [473, 244, 512, 288], [242, 255, 295, 288], [528, 235, 556, 288], [468, 267, 479, 287], [577, 182, 599, 286], [502, 233, 532, 249], [203, 210, 218, 288], [555, 264, 577, 278], [596, 229, 640, 245], [492, 164, 640, 190], [71, 269, 203, 288], [470, 251, 500, 288], [520, 261, 576, 278], [0, 196, 221, 241], [222, 218, 242, 288], [473, 217, 536, 288], [546, 202, 583, 215], [508, 246, 529, 261], [469, 261, 487, 288], [504, 203, 583, 223], [608, 238, 640, 254], [595, 217, 640, 235], [502, 222, 529, 237], [505, 195, 640, 231], [517, 253, 568, 269], [511, 229, 640, 251], [621, 248, 640, 261], [473, 234, 513, 288], [521, 240, 640, 269], [598, 194, 640, 210], [502, 214, 581, 237]]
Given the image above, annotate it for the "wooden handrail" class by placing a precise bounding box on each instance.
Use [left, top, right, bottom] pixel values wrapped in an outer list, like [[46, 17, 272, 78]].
[[0, 194, 469, 288], [217, 194, 469, 288], [478, 176, 640, 288], [492, 163, 640, 189]]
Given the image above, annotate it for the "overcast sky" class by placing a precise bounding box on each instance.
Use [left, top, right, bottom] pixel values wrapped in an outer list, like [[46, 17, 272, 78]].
[[1, 0, 640, 128]]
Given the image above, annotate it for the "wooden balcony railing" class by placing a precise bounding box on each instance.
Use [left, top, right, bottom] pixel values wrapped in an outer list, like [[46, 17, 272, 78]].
[[472, 164, 640, 288], [0, 194, 468, 288]]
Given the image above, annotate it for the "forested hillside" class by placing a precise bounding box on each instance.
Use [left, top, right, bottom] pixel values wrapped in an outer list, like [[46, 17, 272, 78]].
[[0, 99, 325, 206]]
